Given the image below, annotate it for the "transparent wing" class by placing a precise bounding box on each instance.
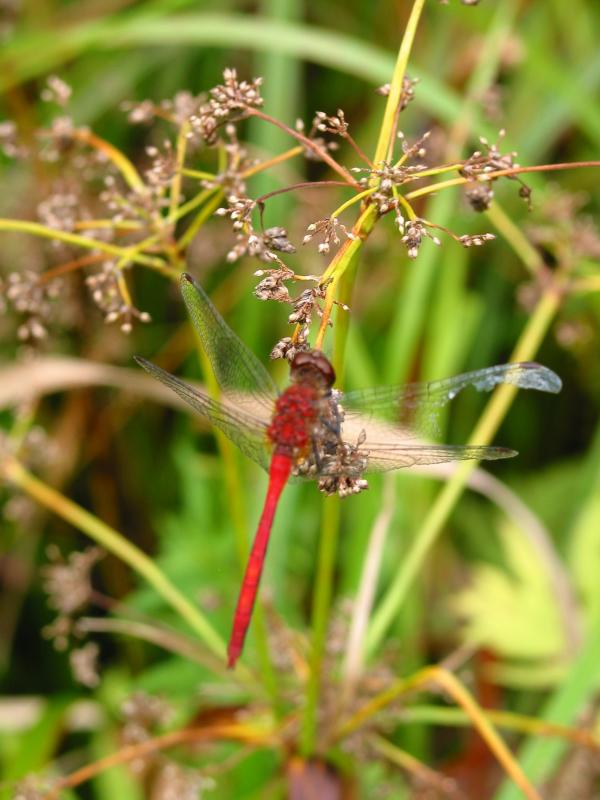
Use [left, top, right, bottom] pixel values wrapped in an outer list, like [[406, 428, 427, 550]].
[[135, 357, 271, 471], [342, 362, 562, 433], [358, 443, 517, 473], [180, 273, 277, 412]]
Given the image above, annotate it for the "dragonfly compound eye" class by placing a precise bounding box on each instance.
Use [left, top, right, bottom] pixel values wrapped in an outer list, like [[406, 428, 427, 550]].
[[291, 350, 336, 387]]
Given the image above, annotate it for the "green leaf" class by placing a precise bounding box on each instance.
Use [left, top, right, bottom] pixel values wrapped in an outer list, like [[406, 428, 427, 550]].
[[453, 518, 565, 665]]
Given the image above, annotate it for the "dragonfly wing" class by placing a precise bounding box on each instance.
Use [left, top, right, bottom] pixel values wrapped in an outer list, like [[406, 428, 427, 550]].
[[135, 357, 271, 471], [341, 362, 562, 427], [360, 442, 517, 472], [180, 273, 278, 412]]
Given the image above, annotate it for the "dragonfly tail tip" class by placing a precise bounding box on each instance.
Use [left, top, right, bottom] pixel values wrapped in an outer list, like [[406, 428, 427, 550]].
[[227, 643, 240, 669]]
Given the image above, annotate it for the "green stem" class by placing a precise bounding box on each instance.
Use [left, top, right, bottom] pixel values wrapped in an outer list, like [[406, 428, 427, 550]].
[[191, 315, 279, 707], [300, 495, 341, 755], [177, 190, 224, 251], [485, 201, 545, 276], [330, 188, 376, 219], [364, 285, 562, 658], [371, 0, 426, 166], [168, 120, 191, 221], [300, 0, 429, 755], [0, 219, 177, 278], [0, 456, 226, 660], [180, 168, 218, 181]]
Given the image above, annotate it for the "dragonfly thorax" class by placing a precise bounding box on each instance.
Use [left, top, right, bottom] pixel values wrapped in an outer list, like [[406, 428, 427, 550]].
[[267, 384, 319, 453]]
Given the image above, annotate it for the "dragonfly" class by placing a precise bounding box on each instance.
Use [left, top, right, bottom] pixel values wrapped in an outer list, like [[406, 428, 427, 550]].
[[135, 273, 562, 668]]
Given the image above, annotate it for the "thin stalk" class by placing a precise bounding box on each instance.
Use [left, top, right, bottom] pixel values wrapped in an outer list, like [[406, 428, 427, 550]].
[[71, 128, 145, 192], [241, 145, 304, 178], [371, 0, 426, 166], [300, 494, 341, 755], [46, 723, 273, 799], [39, 252, 106, 282], [168, 119, 190, 220], [404, 161, 600, 202], [180, 167, 217, 181], [397, 705, 599, 749], [72, 219, 143, 231], [0, 218, 175, 276], [341, 475, 396, 700], [176, 190, 224, 251], [342, 131, 373, 167], [246, 107, 358, 186], [301, 0, 430, 755], [485, 201, 545, 276], [365, 283, 562, 658], [0, 456, 226, 660], [330, 187, 376, 219], [369, 734, 461, 794], [173, 186, 220, 222], [337, 666, 542, 800], [315, 204, 377, 348]]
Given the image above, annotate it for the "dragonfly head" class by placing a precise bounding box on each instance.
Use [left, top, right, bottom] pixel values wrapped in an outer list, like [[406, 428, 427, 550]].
[[290, 350, 336, 390]]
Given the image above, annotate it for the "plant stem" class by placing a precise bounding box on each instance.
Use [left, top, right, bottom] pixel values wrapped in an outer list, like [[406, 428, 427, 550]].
[[0, 218, 177, 278], [372, 0, 426, 166], [337, 666, 542, 800], [300, 494, 341, 755], [300, 0, 429, 755], [364, 283, 562, 658], [71, 128, 145, 192], [0, 456, 226, 660], [176, 190, 224, 251], [485, 201, 545, 276], [168, 120, 190, 221], [246, 107, 358, 186], [242, 145, 304, 178]]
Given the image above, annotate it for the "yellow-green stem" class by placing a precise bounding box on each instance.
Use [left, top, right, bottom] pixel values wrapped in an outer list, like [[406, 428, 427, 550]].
[[330, 188, 376, 220], [177, 191, 224, 251], [300, 0, 428, 754], [169, 120, 191, 221], [338, 667, 541, 800], [0, 219, 177, 278], [0, 456, 226, 660], [364, 284, 562, 658], [300, 495, 341, 755], [485, 201, 545, 276], [72, 129, 144, 193], [372, 0, 426, 166]]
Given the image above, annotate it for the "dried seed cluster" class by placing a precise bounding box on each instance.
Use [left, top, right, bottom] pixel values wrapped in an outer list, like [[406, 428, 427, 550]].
[[190, 67, 263, 145], [1, 271, 62, 340], [86, 262, 151, 334]]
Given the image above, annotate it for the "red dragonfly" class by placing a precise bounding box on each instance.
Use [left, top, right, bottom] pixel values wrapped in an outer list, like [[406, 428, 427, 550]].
[[136, 273, 561, 667]]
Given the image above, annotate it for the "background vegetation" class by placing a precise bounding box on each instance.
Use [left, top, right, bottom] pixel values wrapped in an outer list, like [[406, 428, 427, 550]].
[[1, 0, 599, 798]]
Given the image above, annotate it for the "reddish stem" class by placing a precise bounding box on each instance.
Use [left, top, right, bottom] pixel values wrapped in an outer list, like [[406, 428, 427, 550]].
[[246, 108, 360, 187]]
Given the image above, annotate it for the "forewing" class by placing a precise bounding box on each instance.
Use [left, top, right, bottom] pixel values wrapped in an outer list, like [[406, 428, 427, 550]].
[[135, 357, 271, 471], [342, 362, 562, 432], [180, 273, 277, 411]]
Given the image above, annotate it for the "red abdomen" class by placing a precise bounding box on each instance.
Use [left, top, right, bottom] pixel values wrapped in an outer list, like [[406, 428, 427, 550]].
[[267, 385, 318, 451]]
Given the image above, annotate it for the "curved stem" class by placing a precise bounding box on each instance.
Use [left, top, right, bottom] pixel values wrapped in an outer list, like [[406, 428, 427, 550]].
[[337, 665, 542, 800], [246, 107, 358, 186], [0, 456, 227, 662], [0, 218, 177, 278], [364, 283, 563, 658]]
